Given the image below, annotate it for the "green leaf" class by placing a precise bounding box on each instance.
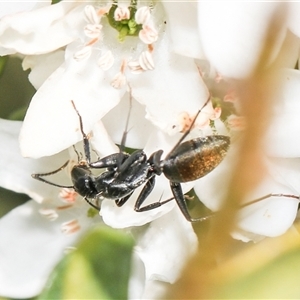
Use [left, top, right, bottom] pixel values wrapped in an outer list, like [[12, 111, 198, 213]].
[[0, 56, 8, 77], [7, 105, 28, 121], [39, 226, 134, 300]]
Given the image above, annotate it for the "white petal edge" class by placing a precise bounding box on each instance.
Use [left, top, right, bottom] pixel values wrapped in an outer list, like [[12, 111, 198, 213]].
[[0, 2, 83, 55], [0, 119, 69, 203]]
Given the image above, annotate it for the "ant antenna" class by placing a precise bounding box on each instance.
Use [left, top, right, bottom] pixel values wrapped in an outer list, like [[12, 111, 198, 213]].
[[31, 161, 74, 189], [119, 85, 133, 154], [72, 145, 81, 162], [71, 100, 91, 164]]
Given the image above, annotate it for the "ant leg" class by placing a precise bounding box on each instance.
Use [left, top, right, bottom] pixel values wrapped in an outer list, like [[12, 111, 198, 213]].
[[90, 153, 129, 169], [71, 100, 91, 164], [115, 191, 134, 207], [187, 193, 300, 223], [84, 196, 101, 211], [134, 176, 158, 212], [169, 182, 193, 222], [165, 95, 211, 160], [134, 176, 176, 212], [170, 182, 214, 222], [32, 161, 74, 189], [240, 193, 300, 208]]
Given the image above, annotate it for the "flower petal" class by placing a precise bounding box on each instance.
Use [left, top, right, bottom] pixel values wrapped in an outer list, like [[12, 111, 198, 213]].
[[134, 207, 198, 284], [0, 200, 90, 298], [0, 2, 84, 55], [198, 2, 287, 78], [0, 119, 69, 202], [236, 195, 298, 237], [265, 69, 300, 157], [102, 92, 156, 150], [194, 142, 299, 238], [0, 0, 47, 19], [163, 2, 204, 58], [22, 50, 65, 89], [287, 2, 300, 38], [129, 33, 211, 135], [20, 46, 123, 158]]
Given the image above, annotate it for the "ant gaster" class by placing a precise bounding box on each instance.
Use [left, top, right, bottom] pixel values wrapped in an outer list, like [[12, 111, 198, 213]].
[[32, 96, 230, 222]]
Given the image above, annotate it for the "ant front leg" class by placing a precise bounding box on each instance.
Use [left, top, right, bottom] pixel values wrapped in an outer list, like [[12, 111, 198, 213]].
[[115, 191, 134, 207], [134, 176, 174, 212], [89, 153, 129, 170]]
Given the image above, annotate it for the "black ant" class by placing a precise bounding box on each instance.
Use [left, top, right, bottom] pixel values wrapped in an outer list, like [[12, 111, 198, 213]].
[[32, 96, 231, 222]]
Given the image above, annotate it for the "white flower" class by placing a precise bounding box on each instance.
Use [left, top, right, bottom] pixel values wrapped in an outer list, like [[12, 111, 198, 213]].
[[197, 2, 300, 78], [194, 69, 300, 241], [2, 0, 300, 298], [0, 119, 198, 298], [0, 1, 213, 159]]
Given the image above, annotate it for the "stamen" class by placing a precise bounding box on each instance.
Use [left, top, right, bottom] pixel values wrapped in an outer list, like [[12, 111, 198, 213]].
[[139, 23, 158, 44], [84, 5, 101, 25], [39, 208, 59, 221], [224, 90, 239, 103], [84, 24, 103, 38], [56, 204, 74, 210], [135, 6, 151, 24], [97, 6, 110, 17], [98, 50, 115, 70], [111, 72, 126, 89], [128, 61, 144, 74], [128, 50, 154, 73], [215, 72, 223, 83], [73, 45, 92, 61], [209, 106, 222, 120], [59, 188, 78, 204], [178, 110, 213, 133], [86, 37, 99, 47], [61, 219, 81, 235], [227, 114, 246, 131], [114, 5, 130, 21], [139, 50, 155, 70], [111, 59, 127, 88], [178, 112, 194, 133]]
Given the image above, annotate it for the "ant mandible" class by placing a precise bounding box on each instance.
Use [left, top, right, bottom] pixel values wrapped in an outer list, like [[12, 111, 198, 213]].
[[32, 96, 230, 222]]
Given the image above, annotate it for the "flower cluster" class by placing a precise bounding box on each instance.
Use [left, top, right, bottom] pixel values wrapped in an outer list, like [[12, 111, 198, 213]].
[[1, 1, 300, 299]]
